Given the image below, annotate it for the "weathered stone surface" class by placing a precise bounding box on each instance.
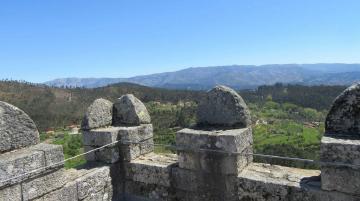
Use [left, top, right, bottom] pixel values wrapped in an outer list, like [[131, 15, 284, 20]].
[[81, 98, 113, 130], [120, 143, 141, 161], [238, 163, 320, 188], [320, 136, 360, 195], [176, 127, 253, 174], [22, 169, 66, 201], [126, 153, 177, 187], [31, 167, 113, 201], [325, 83, 360, 138], [171, 167, 198, 192], [118, 124, 153, 143], [125, 181, 173, 201], [174, 190, 209, 201], [177, 147, 252, 175], [140, 138, 154, 155], [32, 181, 78, 201], [321, 166, 360, 196], [83, 127, 122, 146], [320, 136, 360, 165], [0, 147, 45, 187], [197, 85, 251, 128], [113, 94, 151, 126], [117, 124, 154, 161], [30, 143, 64, 166], [237, 163, 360, 201], [176, 127, 253, 152], [84, 145, 120, 164], [0, 184, 21, 201], [82, 185, 112, 201], [171, 167, 237, 201], [75, 166, 111, 200], [0, 101, 39, 153]]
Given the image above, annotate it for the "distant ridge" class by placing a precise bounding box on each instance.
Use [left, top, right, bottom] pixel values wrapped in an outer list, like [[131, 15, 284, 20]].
[[44, 63, 360, 90]]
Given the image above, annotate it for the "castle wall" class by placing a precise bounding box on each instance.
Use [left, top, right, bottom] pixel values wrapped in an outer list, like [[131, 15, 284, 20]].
[[1, 86, 360, 201]]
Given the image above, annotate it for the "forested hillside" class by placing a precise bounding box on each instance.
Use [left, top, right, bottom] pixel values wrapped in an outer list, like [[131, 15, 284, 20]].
[[0, 81, 345, 130], [0, 81, 347, 169], [0, 81, 203, 130], [241, 83, 346, 110]]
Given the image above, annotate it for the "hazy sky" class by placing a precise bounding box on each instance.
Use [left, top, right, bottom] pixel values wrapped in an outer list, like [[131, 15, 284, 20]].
[[0, 0, 359, 82]]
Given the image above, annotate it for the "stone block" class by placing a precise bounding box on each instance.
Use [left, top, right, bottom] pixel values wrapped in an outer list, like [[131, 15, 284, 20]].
[[82, 187, 112, 201], [119, 143, 141, 161], [81, 98, 113, 130], [176, 127, 253, 174], [0, 147, 45, 187], [178, 146, 252, 175], [0, 101, 39, 153], [119, 138, 154, 162], [113, 94, 151, 126], [325, 83, 360, 138], [320, 136, 360, 195], [172, 167, 237, 201], [118, 124, 153, 143], [320, 136, 360, 165], [84, 145, 120, 164], [124, 181, 172, 201], [22, 169, 66, 201], [83, 125, 153, 162], [140, 137, 154, 155], [30, 143, 64, 166], [171, 168, 198, 192], [196, 85, 251, 128], [0, 184, 21, 201], [126, 153, 177, 187], [236, 163, 360, 201], [321, 166, 360, 195], [32, 181, 78, 201], [83, 127, 122, 146], [117, 125, 154, 161], [176, 127, 253, 152], [173, 190, 204, 201], [75, 166, 111, 200]]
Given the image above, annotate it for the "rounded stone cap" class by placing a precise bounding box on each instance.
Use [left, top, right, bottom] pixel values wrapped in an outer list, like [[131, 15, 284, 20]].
[[113, 94, 151, 126], [0, 101, 39, 153], [197, 85, 251, 128], [325, 83, 360, 138], [81, 98, 113, 130]]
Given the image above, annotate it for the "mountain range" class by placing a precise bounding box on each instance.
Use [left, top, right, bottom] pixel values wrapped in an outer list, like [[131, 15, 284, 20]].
[[44, 63, 360, 90]]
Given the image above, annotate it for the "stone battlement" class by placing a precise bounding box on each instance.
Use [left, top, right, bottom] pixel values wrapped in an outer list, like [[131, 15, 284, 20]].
[[0, 85, 360, 201]]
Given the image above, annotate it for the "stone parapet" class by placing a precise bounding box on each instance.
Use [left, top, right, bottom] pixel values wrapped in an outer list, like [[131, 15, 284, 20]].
[[22, 169, 67, 201], [176, 127, 253, 175], [2, 84, 360, 201], [0, 143, 64, 188], [0, 101, 40, 153], [125, 153, 177, 187], [28, 165, 114, 201], [320, 136, 360, 195], [83, 127, 121, 146], [83, 124, 154, 163], [237, 163, 360, 201], [118, 124, 154, 161], [320, 83, 360, 195], [83, 127, 122, 164]]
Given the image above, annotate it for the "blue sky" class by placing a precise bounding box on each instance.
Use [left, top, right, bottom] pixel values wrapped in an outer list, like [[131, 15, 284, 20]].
[[0, 0, 359, 82]]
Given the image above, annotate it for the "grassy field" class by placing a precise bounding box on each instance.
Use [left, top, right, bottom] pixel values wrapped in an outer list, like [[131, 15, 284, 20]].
[[40, 131, 86, 169]]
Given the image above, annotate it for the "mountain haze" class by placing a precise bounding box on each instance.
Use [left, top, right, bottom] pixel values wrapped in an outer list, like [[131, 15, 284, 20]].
[[44, 64, 360, 90]]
